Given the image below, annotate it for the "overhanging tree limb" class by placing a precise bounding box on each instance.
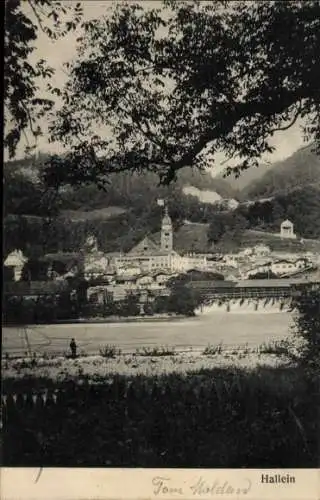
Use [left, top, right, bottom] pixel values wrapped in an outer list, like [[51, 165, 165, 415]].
[[41, 0, 320, 186]]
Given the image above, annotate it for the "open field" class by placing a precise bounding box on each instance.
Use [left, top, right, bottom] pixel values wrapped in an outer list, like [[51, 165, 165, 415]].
[[2, 311, 293, 357]]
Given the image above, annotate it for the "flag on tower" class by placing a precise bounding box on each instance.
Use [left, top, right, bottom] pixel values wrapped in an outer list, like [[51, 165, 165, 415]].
[[157, 199, 165, 206]]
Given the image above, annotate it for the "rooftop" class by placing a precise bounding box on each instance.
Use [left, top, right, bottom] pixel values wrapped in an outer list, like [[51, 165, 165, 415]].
[[236, 279, 292, 288]]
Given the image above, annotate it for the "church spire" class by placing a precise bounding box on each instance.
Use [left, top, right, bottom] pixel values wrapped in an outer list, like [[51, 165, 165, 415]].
[[161, 202, 173, 252]]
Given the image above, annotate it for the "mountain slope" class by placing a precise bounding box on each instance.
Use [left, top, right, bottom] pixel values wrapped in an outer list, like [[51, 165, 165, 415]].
[[4, 155, 236, 257], [4, 156, 236, 214], [239, 144, 320, 200], [217, 162, 275, 192]]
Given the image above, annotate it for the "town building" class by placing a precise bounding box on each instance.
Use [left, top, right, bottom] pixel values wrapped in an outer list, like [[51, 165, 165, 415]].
[[280, 219, 297, 239], [114, 204, 208, 273], [254, 244, 271, 256], [4, 250, 27, 281], [245, 257, 312, 279], [43, 252, 82, 280]]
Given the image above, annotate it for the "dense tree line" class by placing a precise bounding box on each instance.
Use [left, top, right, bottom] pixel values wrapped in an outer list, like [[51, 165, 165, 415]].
[[236, 187, 320, 240], [3, 284, 201, 325], [206, 186, 320, 245]]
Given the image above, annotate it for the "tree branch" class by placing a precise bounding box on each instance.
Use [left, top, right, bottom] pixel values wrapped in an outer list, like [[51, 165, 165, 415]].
[[27, 0, 48, 36], [269, 101, 303, 134], [20, 101, 37, 136]]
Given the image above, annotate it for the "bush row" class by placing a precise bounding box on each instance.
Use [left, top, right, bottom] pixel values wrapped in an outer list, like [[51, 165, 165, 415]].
[[2, 367, 318, 468]]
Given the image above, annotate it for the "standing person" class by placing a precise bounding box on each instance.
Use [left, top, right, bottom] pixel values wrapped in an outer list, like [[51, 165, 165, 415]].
[[70, 338, 77, 358]]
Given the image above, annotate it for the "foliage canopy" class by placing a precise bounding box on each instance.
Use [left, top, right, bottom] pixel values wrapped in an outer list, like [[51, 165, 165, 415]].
[[45, 0, 320, 187], [4, 0, 82, 158]]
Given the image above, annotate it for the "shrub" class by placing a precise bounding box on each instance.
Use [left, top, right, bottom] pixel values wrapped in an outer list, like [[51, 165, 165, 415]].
[[203, 343, 223, 355], [135, 346, 176, 357], [259, 339, 291, 356], [291, 288, 320, 374], [99, 345, 121, 358], [2, 366, 318, 467]]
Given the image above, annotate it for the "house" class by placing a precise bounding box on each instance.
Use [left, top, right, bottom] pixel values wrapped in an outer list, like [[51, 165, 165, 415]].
[[4, 250, 28, 281], [117, 265, 141, 276], [115, 275, 137, 286], [271, 259, 296, 275], [223, 254, 238, 267], [86, 268, 116, 285], [87, 284, 113, 305], [294, 257, 309, 269], [254, 244, 271, 256], [153, 271, 172, 285], [42, 252, 83, 279], [225, 274, 238, 281], [80, 235, 110, 279], [182, 253, 208, 271], [136, 275, 155, 287], [238, 248, 253, 258], [246, 260, 273, 278], [83, 256, 111, 279], [271, 258, 311, 276]]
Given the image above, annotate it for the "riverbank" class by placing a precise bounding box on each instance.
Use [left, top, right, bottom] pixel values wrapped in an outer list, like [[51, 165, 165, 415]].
[[57, 313, 190, 324], [2, 313, 191, 328], [2, 339, 297, 382]]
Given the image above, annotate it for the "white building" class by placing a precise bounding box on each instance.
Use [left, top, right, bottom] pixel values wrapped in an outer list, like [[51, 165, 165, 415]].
[[280, 219, 296, 239], [271, 258, 310, 276], [222, 254, 238, 268], [246, 261, 272, 278], [82, 236, 110, 279], [254, 244, 271, 256], [246, 257, 311, 278], [4, 250, 27, 281], [238, 248, 253, 258], [117, 265, 142, 276]]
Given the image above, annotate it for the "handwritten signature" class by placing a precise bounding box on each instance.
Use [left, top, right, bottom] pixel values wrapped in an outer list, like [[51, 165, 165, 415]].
[[152, 476, 252, 496]]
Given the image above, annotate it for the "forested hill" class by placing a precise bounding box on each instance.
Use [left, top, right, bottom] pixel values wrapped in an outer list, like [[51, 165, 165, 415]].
[[6, 144, 320, 211], [3, 155, 237, 258], [4, 150, 320, 260], [4, 155, 236, 215], [217, 162, 275, 192], [236, 144, 320, 201]]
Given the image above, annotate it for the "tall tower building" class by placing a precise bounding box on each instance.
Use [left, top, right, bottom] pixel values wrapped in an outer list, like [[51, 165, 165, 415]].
[[161, 205, 173, 252]]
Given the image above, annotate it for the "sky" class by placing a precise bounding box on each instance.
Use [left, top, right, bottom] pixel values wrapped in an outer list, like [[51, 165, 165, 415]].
[[7, 0, 309, 176]]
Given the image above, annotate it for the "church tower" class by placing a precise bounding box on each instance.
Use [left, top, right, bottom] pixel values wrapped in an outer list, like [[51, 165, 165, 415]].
[[161, 205, 173, 252]]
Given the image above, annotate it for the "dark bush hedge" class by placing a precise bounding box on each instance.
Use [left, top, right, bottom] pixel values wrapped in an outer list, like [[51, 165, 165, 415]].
[[2, 367, 318, 467]]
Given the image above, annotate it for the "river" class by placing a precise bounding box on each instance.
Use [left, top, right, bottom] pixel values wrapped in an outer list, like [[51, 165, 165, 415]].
[[2, 308, 294, 356]]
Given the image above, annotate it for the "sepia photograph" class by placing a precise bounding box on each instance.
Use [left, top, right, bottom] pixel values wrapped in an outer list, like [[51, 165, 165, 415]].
[[2, 0, 320, 475]]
